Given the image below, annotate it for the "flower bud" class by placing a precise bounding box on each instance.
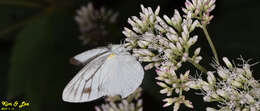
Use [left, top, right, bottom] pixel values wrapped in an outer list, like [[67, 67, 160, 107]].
[[242, 108, 250, 111], [160, 88, 168, 94], [133, 27, 142, 33], [154, 24, 165, 32], [132, 16, 143, 27], [155, 6, 160, 15], [139, 49, 154, 56], [137, 41, 149, 48], [181, 31, 189, 42], [206, 107, 217, 111], [217, 68, 228, 80], [169, 43, 177, 51], [223, 57, 233, 69], [208, 0, 216, 7], [184, 100, 193, 108], [168, 27, 177, 34], [144, 63, 154, 70], [194, 47, 201, 55], [190, 20, 199, 32], [243, 64, 252, 78], [194, 56, 202, 63], [162, 98, 174, 107], [182, 7, 188, 14], [174, 10, 182, 23], [157, 82, 168, 88], [203, 96, 211, 102], [185, 81, 200, 89], [166, 33, 178, 42], [163, 15, 172, 25], [216, 89, 228, 99], [185, 0, 194, 10], [128, 18, 136, 27], [176, 42, 183, 51], [245, 94, 255, 104], [138, 56, 152, 62], [231, 80, 242, 88], [173, 102, 180, 111], [207, 71, 216, 85]]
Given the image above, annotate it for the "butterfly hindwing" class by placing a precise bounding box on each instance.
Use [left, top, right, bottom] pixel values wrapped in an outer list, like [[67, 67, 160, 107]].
[[99, 54, 144, 98]]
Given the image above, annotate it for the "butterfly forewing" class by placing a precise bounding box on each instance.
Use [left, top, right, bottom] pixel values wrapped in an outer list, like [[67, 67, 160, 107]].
[[62, 52, 111, 102], [73, 47, 109, 65]]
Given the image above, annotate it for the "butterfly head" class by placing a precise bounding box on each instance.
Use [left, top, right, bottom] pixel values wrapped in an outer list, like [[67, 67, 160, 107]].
[[109, 44, 129, 55], [107, 53, 115, 59]]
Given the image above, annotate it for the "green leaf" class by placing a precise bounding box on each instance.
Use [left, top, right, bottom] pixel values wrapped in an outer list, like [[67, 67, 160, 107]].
[[7, 9, 81, 111]]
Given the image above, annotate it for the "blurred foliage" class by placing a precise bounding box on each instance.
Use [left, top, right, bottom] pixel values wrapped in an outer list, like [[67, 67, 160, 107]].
[[7, 10, 81, 111], [0, 0, 259, 111]]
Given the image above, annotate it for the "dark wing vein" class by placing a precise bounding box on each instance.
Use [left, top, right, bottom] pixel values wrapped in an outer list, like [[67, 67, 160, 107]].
[[80, 61, 106, 100], [81, 50, 109, 65], [67, 51, 109, 98]]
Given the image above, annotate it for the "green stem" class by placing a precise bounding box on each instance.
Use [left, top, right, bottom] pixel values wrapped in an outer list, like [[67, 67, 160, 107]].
[[179, 88, 183, 96], [0, 0, 42, 8], [201, 25, 220, 64], [187, 58, 208, 74], [126, 93, 135, 102]]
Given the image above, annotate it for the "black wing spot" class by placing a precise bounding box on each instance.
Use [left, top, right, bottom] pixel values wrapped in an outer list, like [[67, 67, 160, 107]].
[[98, 85, 102, 92], [83, 87, 92, 93]]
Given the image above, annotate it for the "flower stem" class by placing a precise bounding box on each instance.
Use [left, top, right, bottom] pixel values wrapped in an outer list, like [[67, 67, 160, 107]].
[[126, 93, 135, 102], [179, 88, 183, 97], [187, 58, 208, 74], [201, 25, 220, 64]]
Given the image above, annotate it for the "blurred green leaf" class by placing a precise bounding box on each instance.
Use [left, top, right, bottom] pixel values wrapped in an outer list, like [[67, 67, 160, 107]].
[[7, 9, 80, 111]]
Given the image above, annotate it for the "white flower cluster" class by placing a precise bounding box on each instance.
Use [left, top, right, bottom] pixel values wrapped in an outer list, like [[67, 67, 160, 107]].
[[182, 0, 216, 25], [123, 5, 202, 70], [95, 88, 143, 111], [187, 57, 260, 111], [75, 2, 118, 45], [122, 0, 260, 111], [156, 68, 194, 110], [122, 4, 205, 111]]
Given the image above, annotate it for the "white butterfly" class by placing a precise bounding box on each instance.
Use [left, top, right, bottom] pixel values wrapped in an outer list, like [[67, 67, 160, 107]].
[[62, 44, 144, 103]]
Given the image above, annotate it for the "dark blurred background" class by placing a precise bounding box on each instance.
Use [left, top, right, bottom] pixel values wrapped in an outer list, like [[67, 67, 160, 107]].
[[0, 0, 259, 111]]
